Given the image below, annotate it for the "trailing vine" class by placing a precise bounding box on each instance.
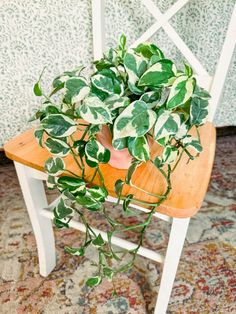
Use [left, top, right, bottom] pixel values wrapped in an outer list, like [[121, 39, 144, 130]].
[[31, 35, 210, 288]]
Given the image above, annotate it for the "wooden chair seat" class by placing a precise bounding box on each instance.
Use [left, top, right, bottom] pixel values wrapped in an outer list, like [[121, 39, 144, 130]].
[[4, 122, 216, 218]]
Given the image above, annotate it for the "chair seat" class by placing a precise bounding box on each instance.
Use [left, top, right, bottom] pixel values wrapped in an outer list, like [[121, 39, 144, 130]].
[[4, 122, 216, 218]]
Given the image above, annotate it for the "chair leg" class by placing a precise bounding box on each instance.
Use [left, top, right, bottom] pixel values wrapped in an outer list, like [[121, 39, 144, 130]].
[[14, 162, 56, 277], [154, 217, 190, 314]]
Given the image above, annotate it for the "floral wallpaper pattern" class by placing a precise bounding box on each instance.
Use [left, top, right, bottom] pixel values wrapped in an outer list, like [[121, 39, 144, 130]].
[[0, 0, 235, 146]]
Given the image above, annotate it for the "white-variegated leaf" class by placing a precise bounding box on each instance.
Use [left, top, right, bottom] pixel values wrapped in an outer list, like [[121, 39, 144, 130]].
[[182, 136, 203, 154], [113, 100, 156, 140], [91, 72, 123, 98], [154, 110, 180, 140], [134, 43, 164, 60], [124, 51, 147, 94], [85, 139, 110, 167], [45, 138, 70, 157], [46, 175, 58, 189], [42, 114, 77, 138], [64, 77, 90, 104], [190, 97, 209, 126], [112, 137, 128, 150], [162, 145, 179, 164], [57, 176, 86, 195], [128, 136, 150, 161], [34, 128, 44, 147], [86, 186, 108, 202], [167, 76, 195, 109], [105, 95, 130, 112], [138, 59, 177, 87], [54, 198, 73, 219], [45, 157, 65, 176], [79, 96, 112, 125], [139, 91, 161, 108]]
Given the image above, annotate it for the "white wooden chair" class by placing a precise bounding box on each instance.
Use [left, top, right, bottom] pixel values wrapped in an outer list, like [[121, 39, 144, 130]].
[[4, 1, 236, 313]]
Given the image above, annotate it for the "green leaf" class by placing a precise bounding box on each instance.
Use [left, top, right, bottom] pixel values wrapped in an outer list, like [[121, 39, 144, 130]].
[[79, 96, 112, 125], [89, 125, 102, 136], [87, 186, 108, 202], [190, 97, 209, 125], [123, 194, 133, 212], [92, 234, 105, 247], [105, 94, 130, 112], [134, 43, 164, 60], [124, 52, 147, 94], [115, 179, 124, 199], [184, 64, 193, 77], [112, 137, 128, 150], [91, 70, 123, 99], [153, 156, 163, 168], [119, 34, 126, 50], [42, 114, 77, 137], [139, 91, 161, 109], [33, 68, 45, 96], [166, 76, 195, 109], [73, 140, 86, 157], [182, 136, 203, 154], [85, 139, 110, 167], [64, 77, 90, 104], [162, 145, 179, 164], [45, 137, 70, 157], [103, 267, 114, 281], [61, 189, 76, 201], [57, 176, 86, 195], [49, 82, 65, 97], [46, 175, 58, 189], [53, 66, 85, 88], [154, 110, 180, 140], [113, 100, 156, 140], [86, 276, 102, 287], [53, 218, 69, 229], [76, 193, 102, 211], [33, 82, 43, 96], [138, 59, 176, 87], [45, 157, 65, 176], [193, 85, 211, 99], [94, 59, 113, 71], [54, 198, 73, 219], [126, 160, 141, 184], [34, 128, 44, 147], [64, 246, 85, 256], [128, 136, 150, 161]]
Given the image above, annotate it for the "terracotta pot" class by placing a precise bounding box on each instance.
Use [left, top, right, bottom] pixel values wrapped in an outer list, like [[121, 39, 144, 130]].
[[96, 125, 132, 169]]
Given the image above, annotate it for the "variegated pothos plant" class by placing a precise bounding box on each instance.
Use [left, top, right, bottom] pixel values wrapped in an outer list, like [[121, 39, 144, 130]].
[[31, 35, 210, 289]]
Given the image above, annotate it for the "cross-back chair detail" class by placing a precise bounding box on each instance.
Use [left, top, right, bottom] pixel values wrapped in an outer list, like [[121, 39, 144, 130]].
[[3, 2, 236, 314], [92, 0, 236, 122]]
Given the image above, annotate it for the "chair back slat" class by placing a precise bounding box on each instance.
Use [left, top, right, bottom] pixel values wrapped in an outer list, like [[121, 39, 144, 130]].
[[92, 0, 236, 122]]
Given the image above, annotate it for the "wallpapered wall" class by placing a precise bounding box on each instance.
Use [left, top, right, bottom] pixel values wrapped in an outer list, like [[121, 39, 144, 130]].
[[0, 0, 236, 146]]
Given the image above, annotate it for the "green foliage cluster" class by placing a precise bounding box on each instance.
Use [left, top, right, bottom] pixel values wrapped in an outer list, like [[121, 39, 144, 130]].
[[32, 35, 210, 289]]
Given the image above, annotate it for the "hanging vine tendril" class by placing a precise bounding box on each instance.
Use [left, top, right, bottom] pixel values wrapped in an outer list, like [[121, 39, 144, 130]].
[[31, 34, 210, 288]]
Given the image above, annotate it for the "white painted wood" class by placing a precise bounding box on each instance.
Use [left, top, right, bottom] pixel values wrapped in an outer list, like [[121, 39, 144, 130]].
[[154, 217, 190, 314], [141, 0, 209, 76], [131, 0, 189, 47], [92, 0, 105, 60], [25, 167, 48, 181], [208, 4, 236, 122], [106, 195, 171, 222], [14, 162, 56, 277], [194, 75, 213, 91], [40, 208, 164, 263]]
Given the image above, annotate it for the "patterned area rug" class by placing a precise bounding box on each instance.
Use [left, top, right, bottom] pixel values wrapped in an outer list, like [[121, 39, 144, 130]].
[[0, 135, 236, 314]]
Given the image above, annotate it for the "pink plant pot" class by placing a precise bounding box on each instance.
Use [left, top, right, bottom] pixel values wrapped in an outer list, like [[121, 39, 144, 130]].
[[96, 125, 132, 169]]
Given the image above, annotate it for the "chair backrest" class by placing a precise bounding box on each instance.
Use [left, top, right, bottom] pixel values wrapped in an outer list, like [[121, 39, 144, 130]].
[[91, 0, 236, 123]]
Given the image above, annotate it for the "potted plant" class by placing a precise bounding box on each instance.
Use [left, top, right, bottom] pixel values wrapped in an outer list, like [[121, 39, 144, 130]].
[[31, 34, 210, 288]]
